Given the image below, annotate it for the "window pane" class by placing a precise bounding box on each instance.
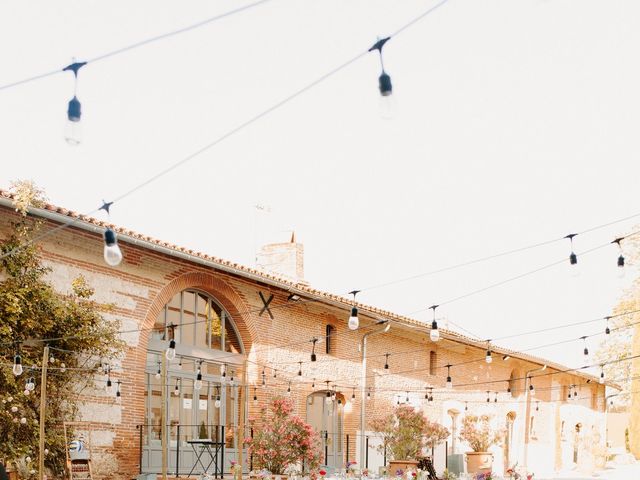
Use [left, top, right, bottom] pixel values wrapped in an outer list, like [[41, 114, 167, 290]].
[[153, 306, 166, 341], [169, 378, 182, 444], [182, 291, 196, 346], [181, 378, 194, 440], [196, 382, 210, 439], [149, 372, 162, 446], [210, 303, 223, 350], [167, 293, 182, 344], [225, 315, 242, 353], [195, 293, 209, 350]]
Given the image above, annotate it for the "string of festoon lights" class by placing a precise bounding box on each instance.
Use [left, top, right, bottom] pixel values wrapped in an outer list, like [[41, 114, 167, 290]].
[[9, 355, 639, 411], [7, 314, 640, 405], [5, 294, 640, 387]]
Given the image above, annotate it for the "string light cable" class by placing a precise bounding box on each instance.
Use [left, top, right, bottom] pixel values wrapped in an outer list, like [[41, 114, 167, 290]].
[[0, 0, 452, 262], [0, 0, 277, 92]]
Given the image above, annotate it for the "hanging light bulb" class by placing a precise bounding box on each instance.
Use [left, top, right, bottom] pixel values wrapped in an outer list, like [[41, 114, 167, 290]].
[[352, 388, 356, 402], [220, 363, 226, 376], [105, 378, 114, 395], [195, 364, 203, 390], [565, 233, 580, 276], [116, 381, 121, 403], [165, 324, 176, 360], [600, 366, 605, 384], [348, 290, 360, 330], [229, 371, 234, 384], [536, 401, 539, 412], [215, 395, 221, 409], [529, 380, 535, 397], [465, 402, 468, 411], [384, 353, 390, 370], [311, 338, 318, 362], [325, 383, 332, 404], [613, 238, 625, 277], [103, 228, 123, 267], [155, 362, 161, 380], [446, 364, 453, 389], [63, 93, 82, 145], [49, 355, 55, 364], [63, 61, 86, 145], [165, 339, 176, 361], [286, 382, 292, 396], [429, 305, 440, 342], [312, 379, 316, 389], [26, 377, 35, 391], [405, 391, 409, 403], [60, 363, 67, 373], [485, 343, 493, 364], [13, 354, 23, 376], [573, 388, 578, 399], [581, 336, 590, 365], [429, 389, 434, 402], [486, 391, 490, 403], [367, 389, 371, 401], [272, 369, 277, 379], [494, 392, 498, 403], [174, 380, 180, 396], [368, 37, 395, 119], [605, 316, 611, 335], [253, 388, 258, 405], [298, 362, 302, 377], [261, 369, 266, 388]]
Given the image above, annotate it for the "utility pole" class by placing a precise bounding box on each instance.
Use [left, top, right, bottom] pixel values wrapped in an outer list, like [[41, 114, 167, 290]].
[[237, 360, 248, 475], [39, 345, 49, 480], [161, 354, 168, 480], [359, 321, 390, 468]]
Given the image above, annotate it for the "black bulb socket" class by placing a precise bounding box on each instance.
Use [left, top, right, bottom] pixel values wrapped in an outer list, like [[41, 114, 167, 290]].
[[379, 72, 392, 96], [569, 252, 578, 265], [618, 255, 625, 267], [68, 96, 82, 122], [104, 229, 117, 247]]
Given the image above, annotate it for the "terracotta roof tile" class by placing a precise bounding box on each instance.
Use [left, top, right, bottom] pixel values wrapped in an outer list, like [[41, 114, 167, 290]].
[[0, 188, 604, 384]]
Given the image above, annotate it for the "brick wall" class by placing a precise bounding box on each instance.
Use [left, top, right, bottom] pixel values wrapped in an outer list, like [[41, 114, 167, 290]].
[[0, 206, 607, 478]]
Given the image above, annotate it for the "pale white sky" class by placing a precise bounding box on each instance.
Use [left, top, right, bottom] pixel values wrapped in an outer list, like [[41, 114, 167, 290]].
[[1, 0, 639, 371]]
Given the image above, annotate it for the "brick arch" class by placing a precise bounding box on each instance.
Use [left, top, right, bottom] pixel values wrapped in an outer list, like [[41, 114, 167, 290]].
[[140, 271, 256, 354]]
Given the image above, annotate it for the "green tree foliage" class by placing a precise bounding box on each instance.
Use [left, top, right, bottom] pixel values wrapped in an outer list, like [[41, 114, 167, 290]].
[[0, 182, 124, 477], [371, 404, 450, 461], [595, 230, 640, 409]]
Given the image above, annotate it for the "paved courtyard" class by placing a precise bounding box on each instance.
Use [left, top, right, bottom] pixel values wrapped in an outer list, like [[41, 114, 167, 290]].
[[539, 462, 640, 480]]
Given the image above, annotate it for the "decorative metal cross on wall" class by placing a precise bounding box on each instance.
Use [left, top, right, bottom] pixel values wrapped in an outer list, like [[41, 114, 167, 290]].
[[258, 291, 274, 319]]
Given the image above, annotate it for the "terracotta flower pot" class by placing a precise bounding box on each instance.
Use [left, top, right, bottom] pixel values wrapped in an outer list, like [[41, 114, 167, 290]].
[[389, 459, 419, 474], [465, 452, 493, 474]]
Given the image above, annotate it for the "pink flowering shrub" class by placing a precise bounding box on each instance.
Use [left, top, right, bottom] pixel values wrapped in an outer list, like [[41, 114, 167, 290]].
[[245, 397, 323, 474]]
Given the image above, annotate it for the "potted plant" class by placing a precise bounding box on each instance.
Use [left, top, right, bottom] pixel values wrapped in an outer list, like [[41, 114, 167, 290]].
[[245, 397, 322, 477], [371, 405, 450, 473], [459, 415, 502, 475]]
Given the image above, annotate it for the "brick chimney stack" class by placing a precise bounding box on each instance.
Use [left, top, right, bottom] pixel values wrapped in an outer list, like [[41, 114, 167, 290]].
[[256, 232, 306, 284]]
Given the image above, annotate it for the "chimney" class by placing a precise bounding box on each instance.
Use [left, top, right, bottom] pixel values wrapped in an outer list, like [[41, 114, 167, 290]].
[[256, 232, 306, 284]]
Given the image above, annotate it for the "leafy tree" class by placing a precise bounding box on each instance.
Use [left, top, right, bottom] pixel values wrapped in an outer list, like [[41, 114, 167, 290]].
[[595, 229, 640, 409], [0, 181, 124, 477], [370, 404, 450, 460]]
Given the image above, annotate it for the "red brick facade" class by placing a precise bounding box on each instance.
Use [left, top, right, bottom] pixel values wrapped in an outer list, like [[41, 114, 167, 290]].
[[0, 197, 607, 479]]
